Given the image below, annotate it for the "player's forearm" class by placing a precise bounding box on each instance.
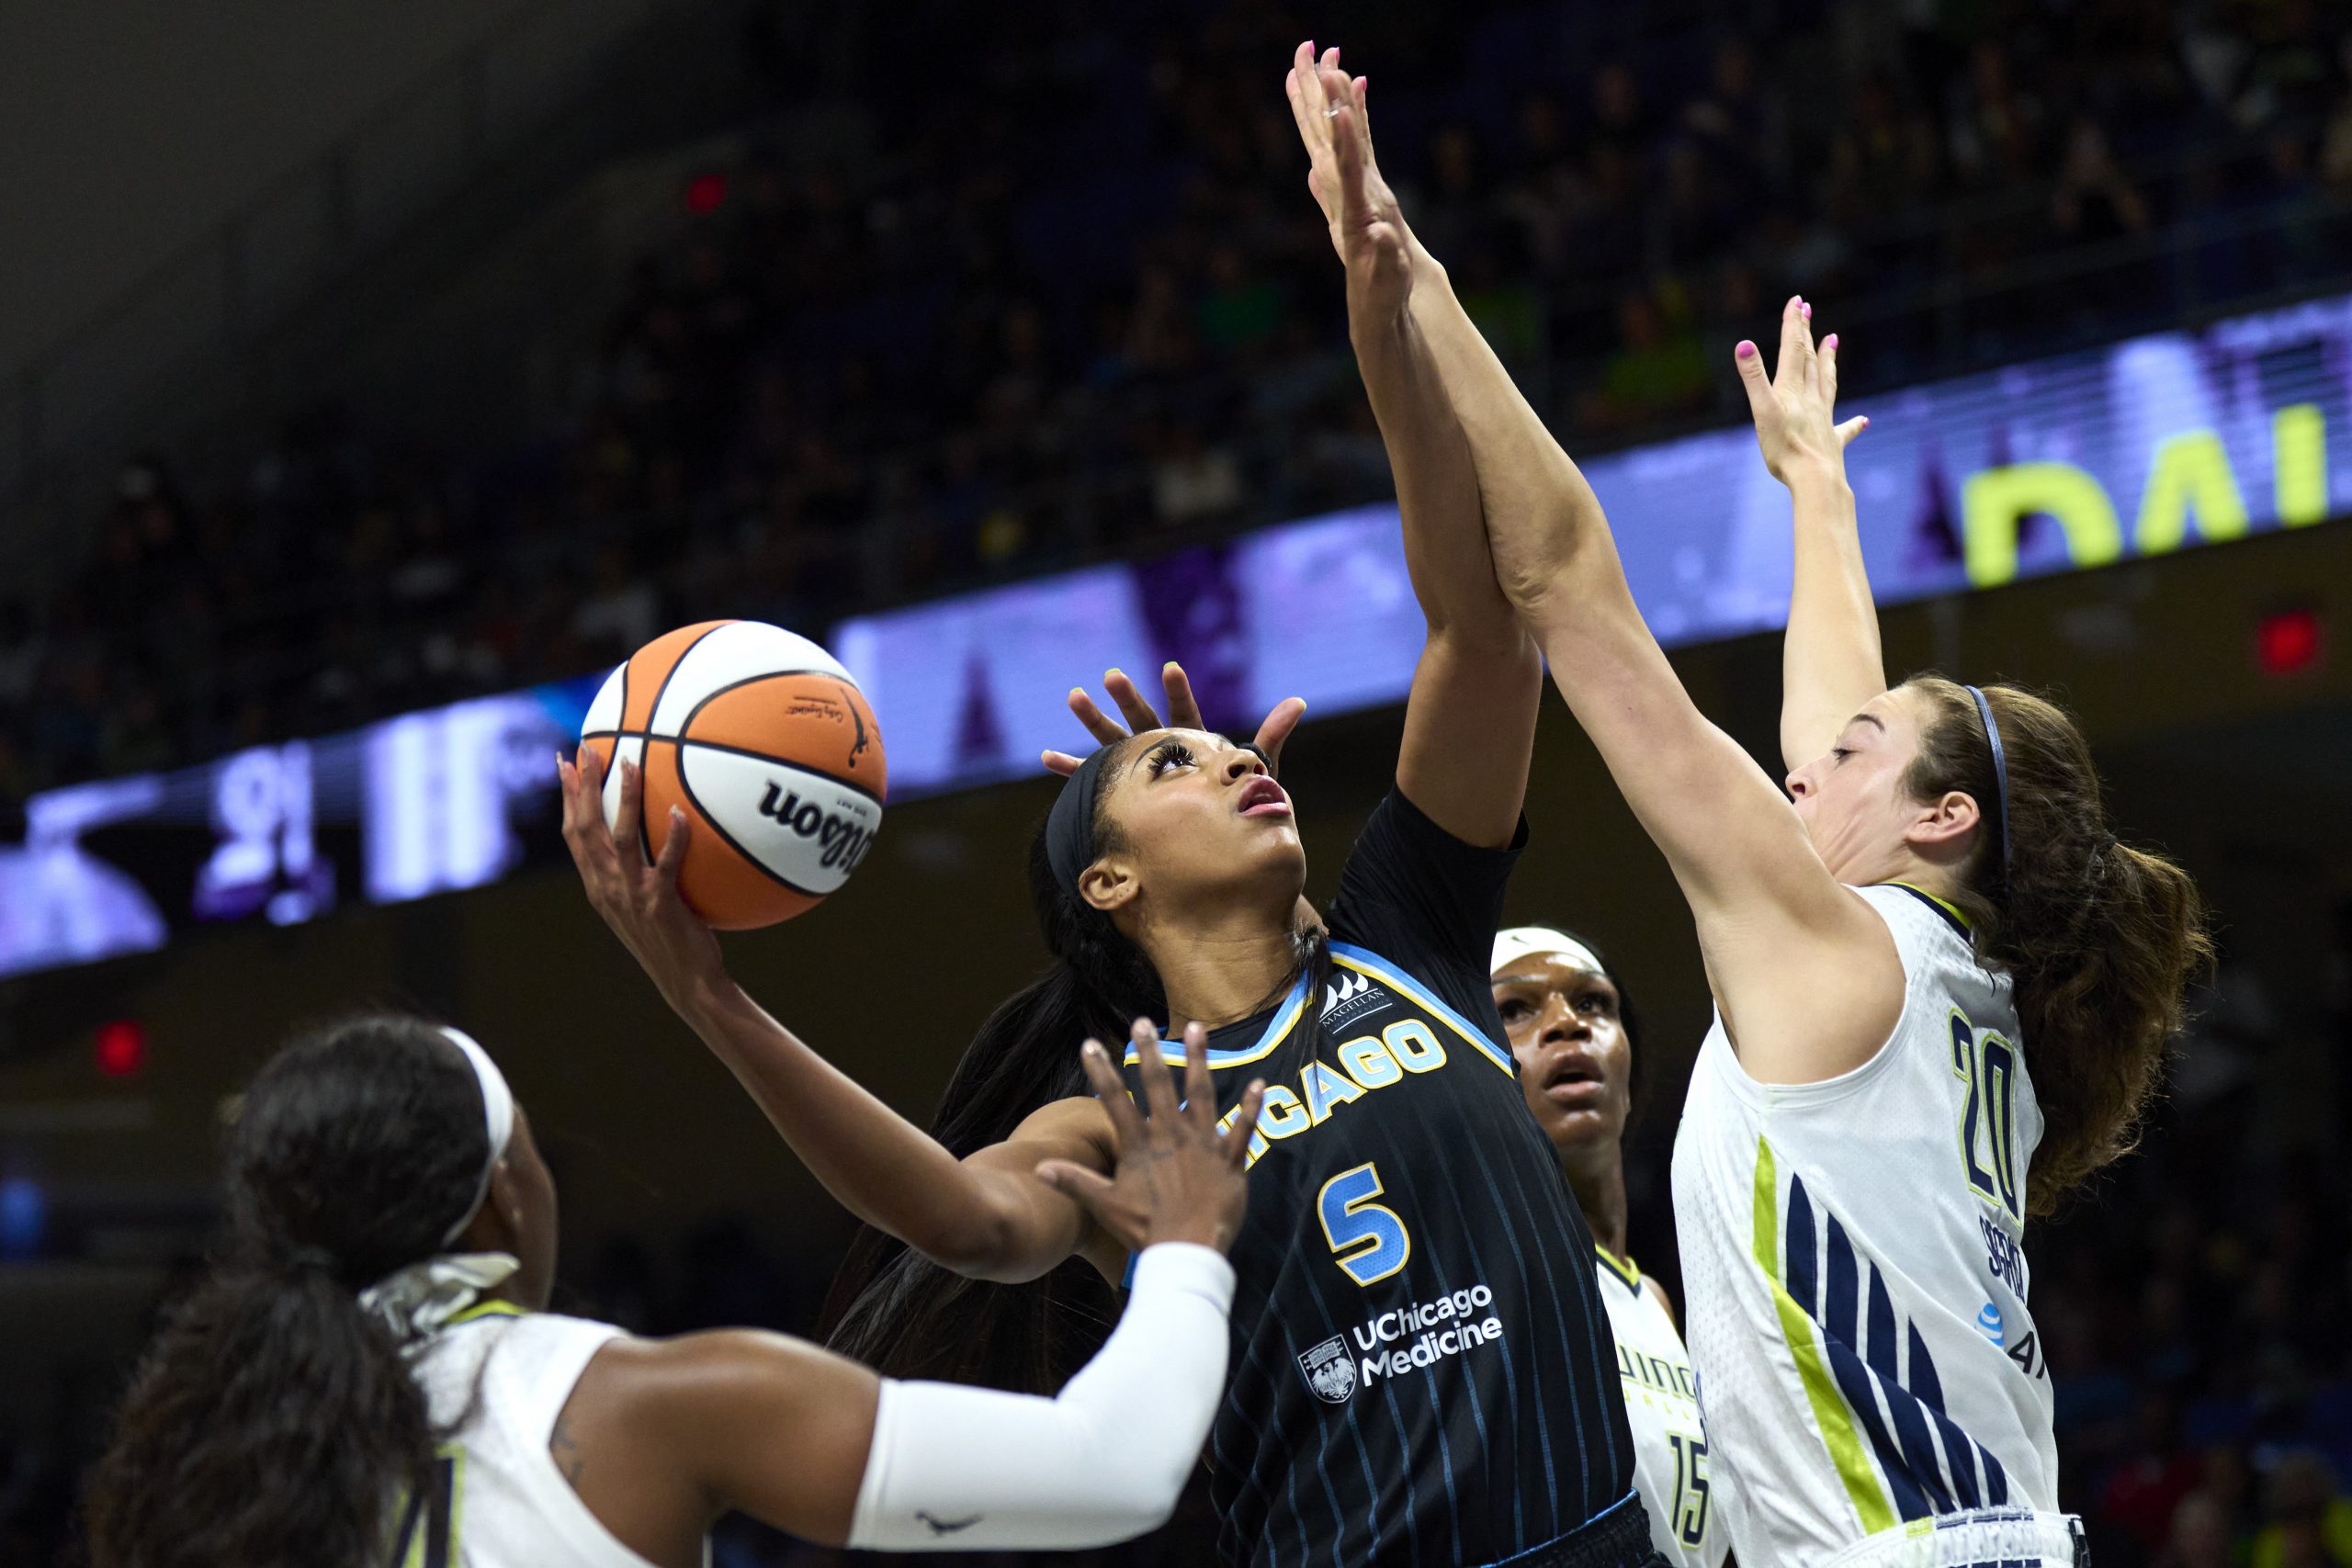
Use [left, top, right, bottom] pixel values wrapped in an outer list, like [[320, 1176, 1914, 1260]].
[[1351, 297, 1520, 651], [1404, 257, 1613, 617], [847, 1243, 1235, 1551], [1780, 464, 1886, 771], [676, 980, 1032, 1276]]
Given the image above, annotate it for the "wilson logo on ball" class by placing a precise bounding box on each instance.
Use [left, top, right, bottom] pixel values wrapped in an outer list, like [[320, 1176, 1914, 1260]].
[[757, 784, 877, 874]]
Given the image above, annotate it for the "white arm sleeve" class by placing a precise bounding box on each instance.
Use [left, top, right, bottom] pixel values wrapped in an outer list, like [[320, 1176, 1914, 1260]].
[[846, 1241, 1235, 1551]]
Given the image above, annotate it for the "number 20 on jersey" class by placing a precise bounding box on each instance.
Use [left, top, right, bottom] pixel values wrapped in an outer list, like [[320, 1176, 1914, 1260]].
[[1948, 1010, 2023, 1221]]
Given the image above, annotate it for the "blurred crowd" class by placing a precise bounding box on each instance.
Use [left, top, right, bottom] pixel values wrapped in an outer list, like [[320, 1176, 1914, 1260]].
[[2030, 922, 2352, 1568], [5, 0, 2352, 804]]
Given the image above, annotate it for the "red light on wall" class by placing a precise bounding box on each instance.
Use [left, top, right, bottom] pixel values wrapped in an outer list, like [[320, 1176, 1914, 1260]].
[[684, 172, 729, 215], [2256, 608, 2324, 675], [95, 1019, 146, 1078]]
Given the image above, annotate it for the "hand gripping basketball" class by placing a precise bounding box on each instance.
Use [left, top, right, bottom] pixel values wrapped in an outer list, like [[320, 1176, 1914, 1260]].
[[559, 746, 725, 1014]]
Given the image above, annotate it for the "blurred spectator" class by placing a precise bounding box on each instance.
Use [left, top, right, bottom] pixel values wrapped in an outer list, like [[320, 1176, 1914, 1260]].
[[2254, 1451, 2352, 1568], [2160, 1490, 2237, 1568], [3, 0, 2350, 803]]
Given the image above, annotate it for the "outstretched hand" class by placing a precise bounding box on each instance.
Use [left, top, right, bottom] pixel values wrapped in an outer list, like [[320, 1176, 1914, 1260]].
[[1036, 1021, 1266, 1257], [1736, 295, 1868, 486], [558, 748, 726, 1013], [1041, 662, 1306, 779], [1284, 41, 1415, 321]]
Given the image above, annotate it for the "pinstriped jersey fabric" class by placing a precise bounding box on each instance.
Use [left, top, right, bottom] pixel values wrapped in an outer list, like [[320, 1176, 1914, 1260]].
[[1670, 886, 2064, 1567], [1124, 793, 1634, 1568]]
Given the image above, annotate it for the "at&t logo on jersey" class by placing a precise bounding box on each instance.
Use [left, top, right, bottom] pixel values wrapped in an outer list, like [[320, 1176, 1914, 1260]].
[[1298, 1337, 1357, 1404]]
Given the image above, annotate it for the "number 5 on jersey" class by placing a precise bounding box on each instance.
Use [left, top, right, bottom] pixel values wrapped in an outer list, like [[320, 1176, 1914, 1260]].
[[1319, 1162, 1410, 1286]]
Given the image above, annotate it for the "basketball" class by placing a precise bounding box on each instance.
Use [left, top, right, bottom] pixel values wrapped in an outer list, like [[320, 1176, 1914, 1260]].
[[578, 620, 886, 929]]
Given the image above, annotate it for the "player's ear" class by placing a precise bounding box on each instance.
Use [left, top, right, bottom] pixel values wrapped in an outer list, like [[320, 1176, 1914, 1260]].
[[1904, 789, 1982, 852], [1079, 856, 1138, 916]]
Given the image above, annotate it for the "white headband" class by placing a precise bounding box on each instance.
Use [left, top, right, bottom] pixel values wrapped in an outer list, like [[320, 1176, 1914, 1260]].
[[437, 1026, 515, 1247], [1490, 927, 1608, 981]]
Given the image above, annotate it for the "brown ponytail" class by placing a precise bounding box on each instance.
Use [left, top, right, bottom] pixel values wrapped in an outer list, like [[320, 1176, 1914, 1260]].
[[1900, 676, 2212, 1215]]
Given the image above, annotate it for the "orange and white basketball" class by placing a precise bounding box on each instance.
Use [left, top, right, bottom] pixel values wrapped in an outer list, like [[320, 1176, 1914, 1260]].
[[579, 621, 886, 929]]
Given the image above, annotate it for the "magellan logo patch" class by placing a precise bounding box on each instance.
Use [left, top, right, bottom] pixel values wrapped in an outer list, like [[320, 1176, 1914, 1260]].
[[1321, 969, 1385, 1027], [1298, 1336, 1356, 1404]]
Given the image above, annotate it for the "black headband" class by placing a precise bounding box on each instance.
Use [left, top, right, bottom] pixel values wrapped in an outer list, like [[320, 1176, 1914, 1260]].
[[1046, 743, 1117, 897], [1962, 684, 2012, 874]]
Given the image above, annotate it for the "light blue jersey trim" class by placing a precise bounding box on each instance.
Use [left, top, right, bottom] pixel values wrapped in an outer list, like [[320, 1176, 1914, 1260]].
[[1329, 942, 1516, 1076], [1121, 971, 1313, 1067]]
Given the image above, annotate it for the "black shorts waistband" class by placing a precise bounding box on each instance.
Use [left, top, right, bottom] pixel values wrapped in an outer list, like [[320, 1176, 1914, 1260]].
[[1479, 1493, 1667, 1568]]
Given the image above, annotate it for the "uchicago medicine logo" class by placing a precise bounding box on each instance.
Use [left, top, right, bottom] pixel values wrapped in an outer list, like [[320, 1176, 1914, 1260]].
[[1299, 1282, 1506, 1404]]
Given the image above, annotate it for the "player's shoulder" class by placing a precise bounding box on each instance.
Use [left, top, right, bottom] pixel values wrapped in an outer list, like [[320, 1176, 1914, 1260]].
[[1009, 1092, 1117, 1147], [578, 1325, 866, 1427]]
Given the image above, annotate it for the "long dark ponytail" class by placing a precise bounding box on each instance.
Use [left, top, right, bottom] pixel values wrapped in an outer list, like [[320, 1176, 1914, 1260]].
[[1902, 677, 2212, 1215], [85, 1015, 491, 1568], [823, 759, 1324, 1392]]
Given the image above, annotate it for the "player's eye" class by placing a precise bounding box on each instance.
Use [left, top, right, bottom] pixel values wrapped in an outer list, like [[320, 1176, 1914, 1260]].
[[1148, 740, 1198, 777], [1495, 997, 1532, 1022], [1830, 747, 1854, 763]]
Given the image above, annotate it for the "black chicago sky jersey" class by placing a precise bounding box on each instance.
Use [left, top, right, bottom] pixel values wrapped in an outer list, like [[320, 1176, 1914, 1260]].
[[1123, 791, 1634, 1568]]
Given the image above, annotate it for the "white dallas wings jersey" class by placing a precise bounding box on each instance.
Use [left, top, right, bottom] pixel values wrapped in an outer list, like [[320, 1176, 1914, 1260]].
[[1597, 1249, 1724, 1568], [398, 1303, 684, 1568], [1673, 885, 2080, 1568]]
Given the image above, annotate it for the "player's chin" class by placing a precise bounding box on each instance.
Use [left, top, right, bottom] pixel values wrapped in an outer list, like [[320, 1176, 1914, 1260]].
[[1234, 817, 1306, 863], [1547, 1106, 1619, 1150]]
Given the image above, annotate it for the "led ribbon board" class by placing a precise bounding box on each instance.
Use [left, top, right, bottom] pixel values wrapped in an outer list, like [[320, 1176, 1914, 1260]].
[[835, 293, 2347, 797], [3, 293, 2346, 980]]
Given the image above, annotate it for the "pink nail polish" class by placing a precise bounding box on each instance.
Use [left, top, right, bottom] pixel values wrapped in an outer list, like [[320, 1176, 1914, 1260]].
[[1736, 340, 1757, 359], [1802, 302, 1813, 320]]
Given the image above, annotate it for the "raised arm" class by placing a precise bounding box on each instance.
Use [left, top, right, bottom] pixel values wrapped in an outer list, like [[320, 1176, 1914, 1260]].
[[1290, 51, 1607, 638], [1287, 44, 1540, 850], [563, 1030, 1264, 1557], [1291, 61, 1900, 1082], [559, 749, 1117, 1284], [1737, 298, 1880, 770]]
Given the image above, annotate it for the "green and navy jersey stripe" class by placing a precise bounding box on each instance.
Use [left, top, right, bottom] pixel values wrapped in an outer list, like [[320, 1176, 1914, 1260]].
[[1755, 1137, 2011, 1534]]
